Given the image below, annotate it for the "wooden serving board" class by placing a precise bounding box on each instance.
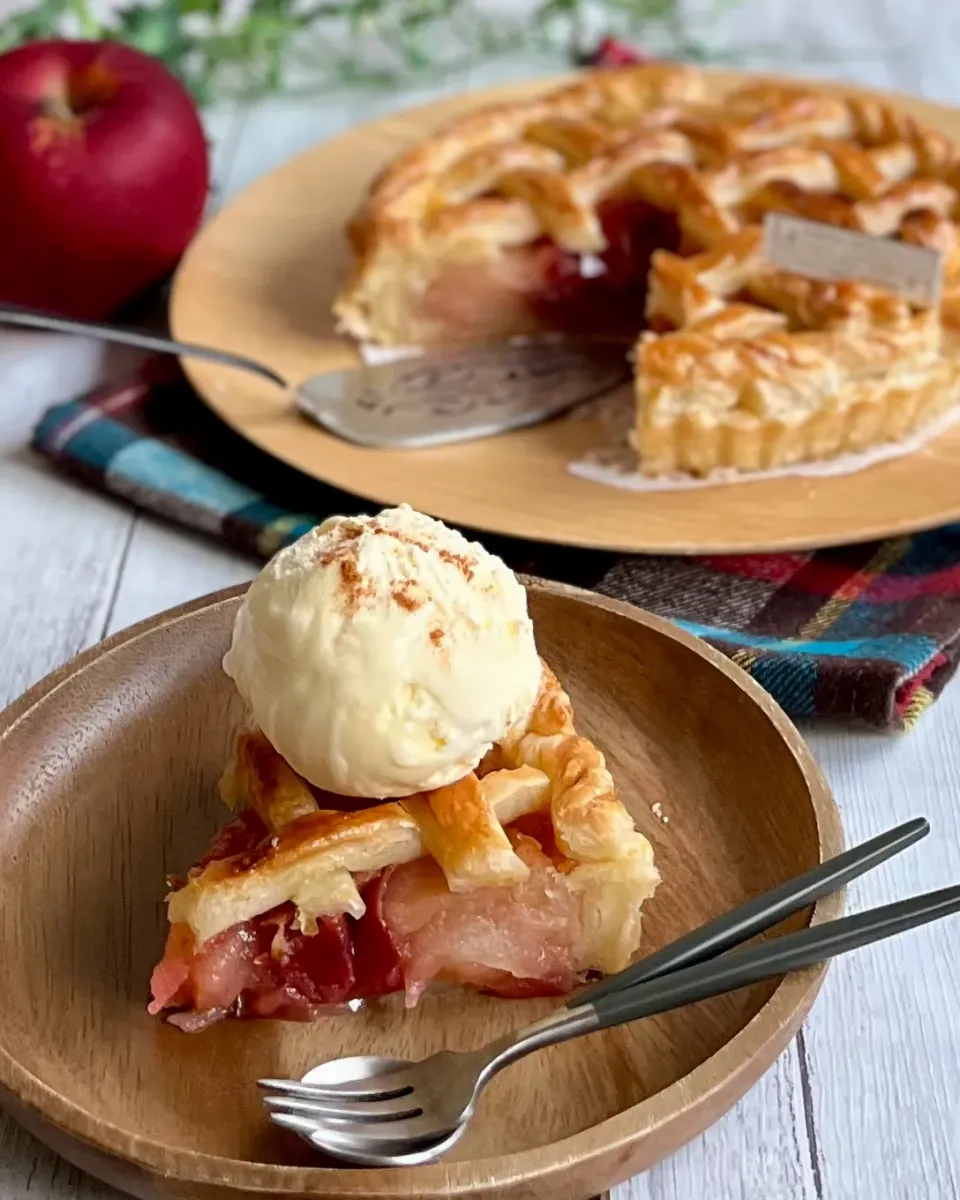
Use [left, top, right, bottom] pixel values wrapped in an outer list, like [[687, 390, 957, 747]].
[[170, 70, 960, 554]]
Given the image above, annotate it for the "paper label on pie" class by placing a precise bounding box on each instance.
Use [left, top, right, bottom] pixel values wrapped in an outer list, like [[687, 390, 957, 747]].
[[762, 212, 944, 308]]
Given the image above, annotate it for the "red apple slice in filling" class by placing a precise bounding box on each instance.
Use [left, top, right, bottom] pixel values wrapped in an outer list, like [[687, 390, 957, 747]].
[[149, 810, 585, 1029], [415, 197, 681, 343]]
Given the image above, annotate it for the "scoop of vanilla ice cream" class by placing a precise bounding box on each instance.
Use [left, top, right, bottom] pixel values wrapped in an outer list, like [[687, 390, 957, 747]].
[[222, 505, 542, 798]]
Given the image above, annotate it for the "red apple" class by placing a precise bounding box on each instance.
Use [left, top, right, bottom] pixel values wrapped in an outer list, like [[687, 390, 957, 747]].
[[0, 39, 209, 319]]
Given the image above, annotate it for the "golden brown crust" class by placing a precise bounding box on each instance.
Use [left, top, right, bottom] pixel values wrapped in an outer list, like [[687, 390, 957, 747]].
[[333, 66, 960, 476], [333, 65, 705, 343], [500, 662, 650, 863], [333, 67, 958, 336], [219, 728, 319, 830], [168, 659, 657, 972], [346, 63, 703, 246], [638, 222, 960, 474], [402, 772, 538, 891], [500, 662, 659, 972]]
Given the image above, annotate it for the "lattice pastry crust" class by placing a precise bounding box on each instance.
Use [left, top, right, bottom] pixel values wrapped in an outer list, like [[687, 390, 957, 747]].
[[333, 65, 960, 475], [168, 660, 659, 975], [334, 64, 707, 344]]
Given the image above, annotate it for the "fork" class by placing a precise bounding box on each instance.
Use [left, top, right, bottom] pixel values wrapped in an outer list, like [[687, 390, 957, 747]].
[[261, 817, 957, 1165]]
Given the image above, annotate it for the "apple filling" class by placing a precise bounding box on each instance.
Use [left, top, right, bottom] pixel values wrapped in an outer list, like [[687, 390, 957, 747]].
[[416, 197, 681, 343], [149, 809, 585, 1031]]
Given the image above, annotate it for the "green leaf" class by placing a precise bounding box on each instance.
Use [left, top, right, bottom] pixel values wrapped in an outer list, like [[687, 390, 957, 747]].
[[115, 5, 186, 58]]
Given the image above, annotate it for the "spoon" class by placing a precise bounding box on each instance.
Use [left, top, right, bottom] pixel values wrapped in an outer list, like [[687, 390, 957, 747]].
[[0, 304, 631, 449]]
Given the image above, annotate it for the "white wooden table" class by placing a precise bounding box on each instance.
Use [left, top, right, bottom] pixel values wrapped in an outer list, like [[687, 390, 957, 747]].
[[2, 2, 959, 1196]]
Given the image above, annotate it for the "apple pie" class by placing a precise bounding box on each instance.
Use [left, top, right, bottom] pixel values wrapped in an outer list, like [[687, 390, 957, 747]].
[[334, 65, 960, 474], [149, 662, 659, 1030]]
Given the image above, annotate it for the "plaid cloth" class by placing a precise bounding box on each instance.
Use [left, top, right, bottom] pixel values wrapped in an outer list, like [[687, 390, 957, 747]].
[[31, 356, 960, 731]]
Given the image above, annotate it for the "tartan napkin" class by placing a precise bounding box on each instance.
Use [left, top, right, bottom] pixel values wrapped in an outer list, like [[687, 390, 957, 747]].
[[31, 356, 960, 731]]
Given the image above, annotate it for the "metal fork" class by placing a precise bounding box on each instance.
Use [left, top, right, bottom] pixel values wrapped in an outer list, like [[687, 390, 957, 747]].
[[261, 818, 959, 1166]]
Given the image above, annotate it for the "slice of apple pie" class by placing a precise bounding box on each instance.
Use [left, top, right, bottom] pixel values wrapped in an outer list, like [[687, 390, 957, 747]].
[[334, 65, 960, 475], [149, 666, 659, 1029]]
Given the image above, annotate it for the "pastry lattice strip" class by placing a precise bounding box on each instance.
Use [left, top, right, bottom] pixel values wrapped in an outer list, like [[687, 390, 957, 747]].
[[168, 661, 658, 972], [335, 66, 960, 342]]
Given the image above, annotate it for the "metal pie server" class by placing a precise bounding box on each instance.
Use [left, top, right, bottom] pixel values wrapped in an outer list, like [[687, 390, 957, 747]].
[[0, 304, 631, 449]]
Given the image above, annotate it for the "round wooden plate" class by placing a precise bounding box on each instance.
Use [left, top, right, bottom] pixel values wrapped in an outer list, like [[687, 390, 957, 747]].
[[0, 580, 842, 1199], [170, 70, 960, 555]]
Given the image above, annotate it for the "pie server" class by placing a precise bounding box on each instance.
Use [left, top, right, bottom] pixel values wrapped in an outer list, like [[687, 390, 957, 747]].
[[0, 304, 631, 450]]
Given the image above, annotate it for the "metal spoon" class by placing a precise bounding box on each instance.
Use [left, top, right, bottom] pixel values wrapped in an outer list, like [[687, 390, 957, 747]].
[[0, 304, 631, 449]]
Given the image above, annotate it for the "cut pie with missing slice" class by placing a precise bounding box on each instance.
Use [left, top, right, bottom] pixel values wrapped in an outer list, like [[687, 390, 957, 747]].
[[149, 662, 659, 1030], [333, 65, 960, 475]]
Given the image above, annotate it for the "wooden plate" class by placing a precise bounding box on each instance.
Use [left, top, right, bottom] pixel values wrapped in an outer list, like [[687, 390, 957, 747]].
[[170, 71, 960, 555], [0, 580, 842, 1199]]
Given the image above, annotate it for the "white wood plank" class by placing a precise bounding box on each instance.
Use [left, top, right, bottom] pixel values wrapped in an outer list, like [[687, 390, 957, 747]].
[[0, 1118, 123, 1199], [621, 1046, 819, 1200], [0, 346, 141, 706], [801, 702, 960, 1200], [105, 514, 256, 636], [0, 334, 114, 407]]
